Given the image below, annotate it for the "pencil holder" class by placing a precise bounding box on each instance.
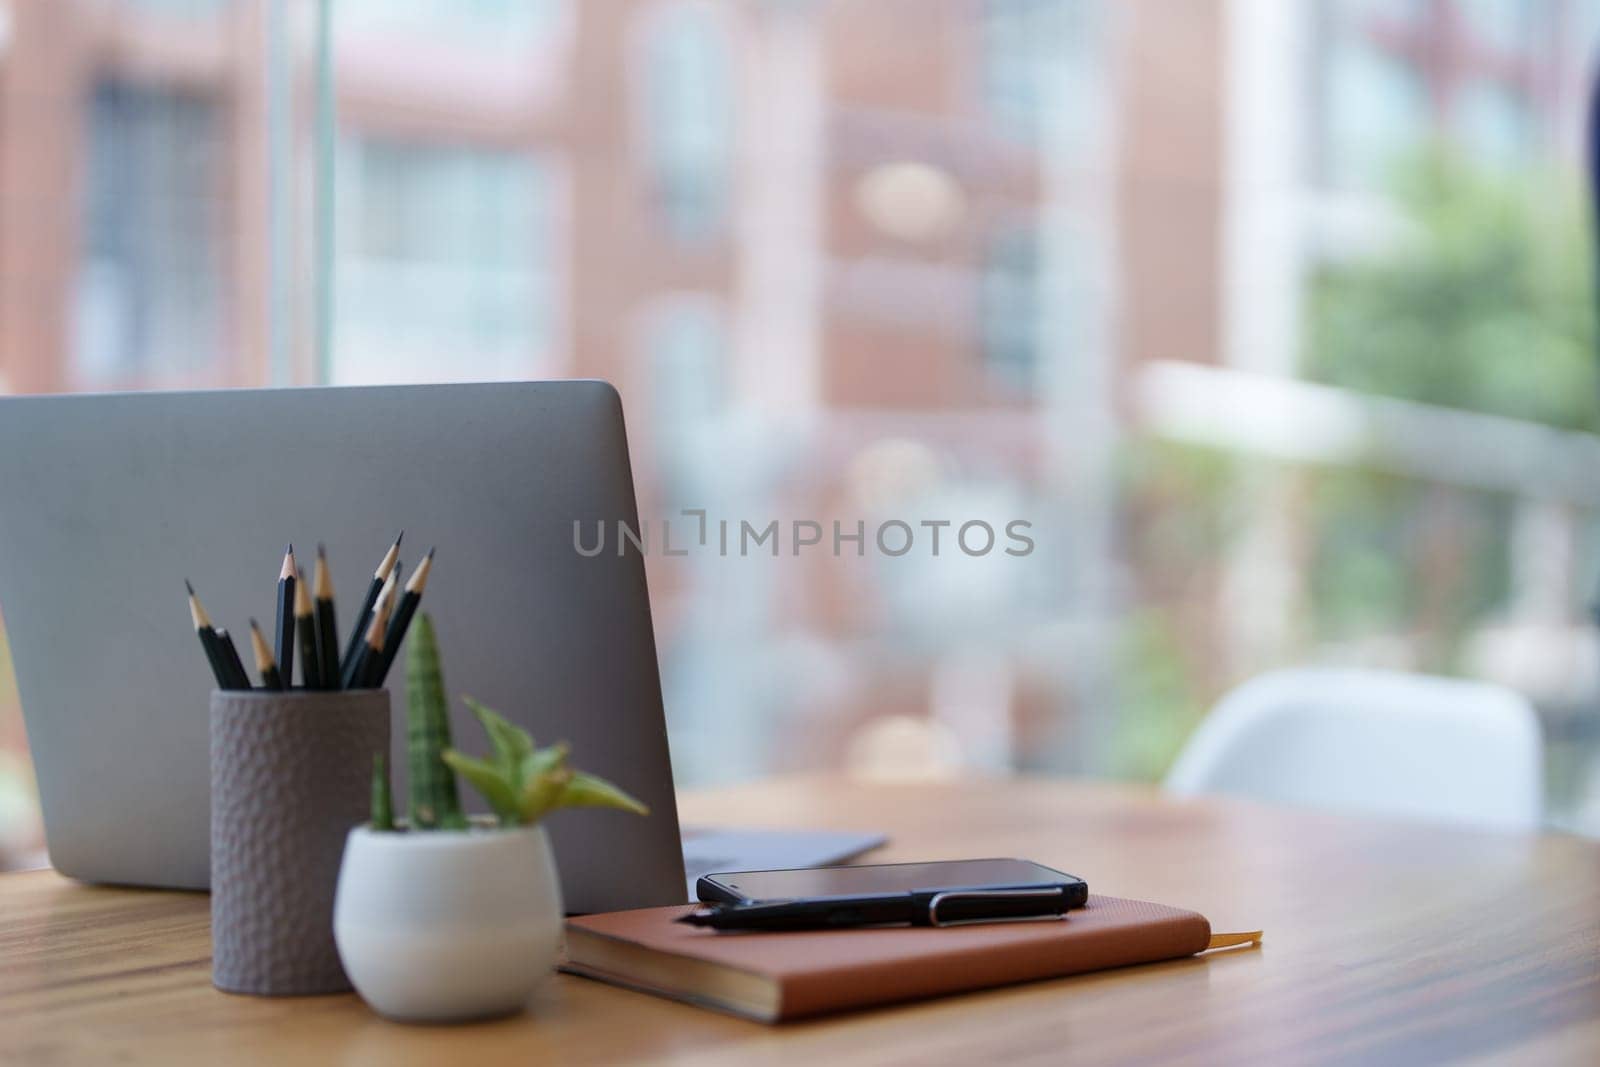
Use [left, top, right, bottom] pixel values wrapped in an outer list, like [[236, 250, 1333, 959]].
[[210, 688, 389, 996]]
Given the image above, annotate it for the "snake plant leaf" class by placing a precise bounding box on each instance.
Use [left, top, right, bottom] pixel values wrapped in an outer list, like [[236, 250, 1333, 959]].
[[519, 766, 574, 825], [462, 696, 533, 782], [407, 613, 464, 829], [555, 771, 650, 816], [370, 752, 394, 831]]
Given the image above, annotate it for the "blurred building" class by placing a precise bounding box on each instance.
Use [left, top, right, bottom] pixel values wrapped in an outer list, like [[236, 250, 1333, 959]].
[[1, 0, 1600, 817], [0, 0, 1089, 395], [0, 0, 1122, 779]]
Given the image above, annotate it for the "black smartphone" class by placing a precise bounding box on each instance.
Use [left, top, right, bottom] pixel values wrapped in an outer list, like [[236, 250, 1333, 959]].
[[695, 858, 1087, 928]]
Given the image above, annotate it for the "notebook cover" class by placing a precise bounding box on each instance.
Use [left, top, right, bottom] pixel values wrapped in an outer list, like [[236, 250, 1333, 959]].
[[563, 895, 1213, 1021]]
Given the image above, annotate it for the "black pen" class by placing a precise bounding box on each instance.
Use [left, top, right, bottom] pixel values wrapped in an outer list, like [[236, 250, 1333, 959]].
[[676, 890, 1070, 932], [674, 903, 840, 932]]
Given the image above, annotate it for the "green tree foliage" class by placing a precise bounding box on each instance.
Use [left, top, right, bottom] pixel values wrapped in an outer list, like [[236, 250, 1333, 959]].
[[1304, 148, 1589, 655], [1307, 147, 1596, 431]]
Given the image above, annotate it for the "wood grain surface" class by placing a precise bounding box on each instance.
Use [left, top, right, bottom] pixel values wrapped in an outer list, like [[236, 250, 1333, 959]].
[[2, 776, 1597, 1066]]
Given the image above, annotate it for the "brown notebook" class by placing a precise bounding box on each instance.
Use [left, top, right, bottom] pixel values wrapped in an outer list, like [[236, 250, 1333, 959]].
[[563, 895, 1259, 1023]]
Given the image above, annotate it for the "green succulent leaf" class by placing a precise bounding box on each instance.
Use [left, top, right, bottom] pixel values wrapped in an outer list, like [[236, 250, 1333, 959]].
[[441, 748, 519, 825], [463, 696, 534, 782], [555, 771, 650, 816], [518, 741, 569, 787], [519, 766, 573, 825], [370, 752, 394, 831], [406, 613, 464, 829]]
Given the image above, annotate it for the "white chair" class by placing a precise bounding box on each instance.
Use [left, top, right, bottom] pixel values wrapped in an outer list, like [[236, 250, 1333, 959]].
[[1164, 668, 1543, 830]]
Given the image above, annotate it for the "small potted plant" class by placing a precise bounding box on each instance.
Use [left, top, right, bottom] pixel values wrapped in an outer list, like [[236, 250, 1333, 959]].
[[332, 613, 647, 1023]]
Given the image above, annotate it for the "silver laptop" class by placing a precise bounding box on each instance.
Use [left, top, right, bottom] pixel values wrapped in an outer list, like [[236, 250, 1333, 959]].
[[0, 381, 686, 913]]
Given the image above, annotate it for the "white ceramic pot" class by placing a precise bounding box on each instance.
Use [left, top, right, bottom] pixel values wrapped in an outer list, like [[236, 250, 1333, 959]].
[[333, 822, 564, 1023]]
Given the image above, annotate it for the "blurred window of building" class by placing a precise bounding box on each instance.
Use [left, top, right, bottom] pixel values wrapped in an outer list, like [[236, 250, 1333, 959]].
[[336, 0, 563, 51], [1576, 0, 1600, 46], [1456, 79, 1532, 166], [650, 298, 725, 430], [332, 137, 551, 384], [638, 1, 733, 242], [1320, 1, 1430, 191], [982, 0, 1061, 142], [1456, 0, 1529, 51], [125, 0, 228, 15], [981, 227, 1041, 392], [1334, 0, 1430, 26], [645, 295, 726, 495], [74, 81, 226, 387]]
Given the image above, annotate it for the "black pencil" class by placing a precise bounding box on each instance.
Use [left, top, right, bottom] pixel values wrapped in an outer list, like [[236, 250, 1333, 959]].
[[248, 617, 285, 691], [375, 548, 433, 686], [340, 530, 402, 684], [312, 544, 339, 691], [294, 567, 320, 689], [274, 544, 297, 687], [185, 579, 237, 689], [215, 627, 251, 690], [347, 574, 397, 691]]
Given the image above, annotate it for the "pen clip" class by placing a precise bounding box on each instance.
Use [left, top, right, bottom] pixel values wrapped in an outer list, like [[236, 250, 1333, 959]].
[[926, 887, 1067, 928]]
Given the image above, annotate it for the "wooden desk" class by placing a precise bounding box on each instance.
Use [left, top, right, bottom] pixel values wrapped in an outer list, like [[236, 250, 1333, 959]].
[[3, 777, 1598, 1065]]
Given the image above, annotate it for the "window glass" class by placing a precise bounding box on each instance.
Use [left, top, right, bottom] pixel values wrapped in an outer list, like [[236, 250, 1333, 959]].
[[1322, 21, 1429, 189], [1456, 80, 1532, 167], [336, 0, 562, 49], [1456, 0, 1529, 50], [74, 82, 225, 386], [333, 139, 550, 384], [126, 0, 230, 15], [6, 0, 1600, 866], [651, 300, 725, 429], [641, 3, 733, 240], [981, 228, 1041, 392], [983, 0, 1051, 141]]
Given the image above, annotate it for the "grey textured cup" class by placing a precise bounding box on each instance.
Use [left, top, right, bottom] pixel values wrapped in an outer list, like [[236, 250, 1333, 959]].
[[210, 688, 389, 996]]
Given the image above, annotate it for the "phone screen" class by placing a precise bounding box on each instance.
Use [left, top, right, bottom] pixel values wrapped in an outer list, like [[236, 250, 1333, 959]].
[[707, 858, 1077, 903]]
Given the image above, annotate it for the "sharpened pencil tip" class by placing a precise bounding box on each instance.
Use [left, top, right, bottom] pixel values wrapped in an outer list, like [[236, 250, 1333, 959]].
[[396, 530, 405, 548], [317, 542, 327, 558], [184, 578, 195, 595], [425, 546, 436, 560], [248, 617, 261, 631]]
